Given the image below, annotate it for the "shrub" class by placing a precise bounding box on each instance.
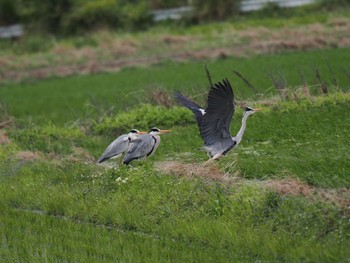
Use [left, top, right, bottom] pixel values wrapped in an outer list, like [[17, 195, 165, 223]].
[[148, 0, 188, 9], [318, 0, 350, 9], [18, 0, 75, 34], [65, 0, 122, 33], [93, 104, 195, 135], [0, 0, 20, 25], [119, 1, 153, 30], [18, 35, 54, 53], [191, 0, 242, 22], [64, 0, 152, 34], [254, 2, 282, 17]]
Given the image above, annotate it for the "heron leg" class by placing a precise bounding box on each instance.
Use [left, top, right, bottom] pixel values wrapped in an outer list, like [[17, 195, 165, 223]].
[[211, 153, 223, 160], [202, 153, 222, 166]]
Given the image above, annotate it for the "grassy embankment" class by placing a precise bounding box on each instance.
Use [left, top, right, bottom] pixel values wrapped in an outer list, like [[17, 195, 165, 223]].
[[1, 48, 350, 261]]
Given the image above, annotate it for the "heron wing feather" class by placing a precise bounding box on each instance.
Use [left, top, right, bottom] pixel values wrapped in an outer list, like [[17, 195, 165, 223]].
[[123, 134, 155, 163], [97, 134, 129, 162], [200, 78, 235, 146], [174, 91, 205, 126]]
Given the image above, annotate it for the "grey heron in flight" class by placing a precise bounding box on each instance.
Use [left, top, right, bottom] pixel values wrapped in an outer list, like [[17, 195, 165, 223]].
[[122, 127, 171, 165], [174, 78, 260, 160], [97, 129, 146, 163]]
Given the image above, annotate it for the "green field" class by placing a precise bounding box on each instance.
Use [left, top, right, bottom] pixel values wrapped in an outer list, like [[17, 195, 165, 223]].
[[1, 48, 350, 125], [1, 48, 350, 262]]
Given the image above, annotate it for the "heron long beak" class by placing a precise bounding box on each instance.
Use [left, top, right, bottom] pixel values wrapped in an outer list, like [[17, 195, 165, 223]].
[[160, 130, 171, 133], [253, 108, 262, 112]]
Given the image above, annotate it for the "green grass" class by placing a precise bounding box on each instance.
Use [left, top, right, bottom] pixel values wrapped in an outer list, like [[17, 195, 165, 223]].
[[1, 207, 231, 262], [1, 47, 350, 261], [1, 159, 349, 262], [228, 94, 350, 188], [1, 48, 350, 125], [1, 92, 350, 261]]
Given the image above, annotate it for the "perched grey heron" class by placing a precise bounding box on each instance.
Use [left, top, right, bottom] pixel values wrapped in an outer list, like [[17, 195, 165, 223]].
[[174, 78, 260, 160], [97, 129, 146, 163], [122, 127, 171, 165]]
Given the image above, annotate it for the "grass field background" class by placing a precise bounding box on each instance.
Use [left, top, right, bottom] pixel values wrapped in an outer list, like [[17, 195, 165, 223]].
[[1, 48, 349, 125], [1, 46, 350, 261]]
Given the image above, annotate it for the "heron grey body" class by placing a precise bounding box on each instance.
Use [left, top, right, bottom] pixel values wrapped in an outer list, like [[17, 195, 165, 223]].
[[122, 128, 169, 165], [97, 129, 141, 163], [175, 78, 258, 159]]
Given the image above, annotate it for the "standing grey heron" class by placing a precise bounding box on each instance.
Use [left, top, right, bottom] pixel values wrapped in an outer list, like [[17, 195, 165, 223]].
[[122, 127, 171, 165], [174, 78, 260, 160], [97, 129, 146, 163]]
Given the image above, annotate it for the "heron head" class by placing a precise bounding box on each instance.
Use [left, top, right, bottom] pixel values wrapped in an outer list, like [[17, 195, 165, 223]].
[[129, 129, 140, 134], [128, 129, 146, 140], [149, 127, 171, 135], [244, 107, 261, 116]]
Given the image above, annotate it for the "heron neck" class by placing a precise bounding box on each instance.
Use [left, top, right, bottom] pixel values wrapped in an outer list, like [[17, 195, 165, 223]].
[[235, 113, 248, 145]]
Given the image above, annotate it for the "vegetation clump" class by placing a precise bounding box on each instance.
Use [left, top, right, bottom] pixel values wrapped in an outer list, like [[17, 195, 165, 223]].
[[93, 104, 195, 135]]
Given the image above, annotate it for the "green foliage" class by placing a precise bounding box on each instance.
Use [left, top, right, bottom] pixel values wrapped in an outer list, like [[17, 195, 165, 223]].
[[148, 0, 188, 9], [2, 0, 350, 36], [19, 0, 153, 34], [253, 2, 283, 17], [0, 0, 20, 25], [119, 1, 153, 30], [94, 104, 195, 135], [8, 124, 85, 154], [65, 0, 123, 33], [191, 0, 242, 22], [19, 35, 54, 53], [70, 35, 98, 48], [318, 0, 350, 9], [0, 0, 152, 35], [19, 0, 75, 34]]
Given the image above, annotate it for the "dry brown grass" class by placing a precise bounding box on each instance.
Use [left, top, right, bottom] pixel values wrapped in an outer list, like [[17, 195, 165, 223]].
[[156, 161, 236, 183], [264, 177, 350, 208], [148, 89, 173, 107], [69, 146, 96, 163], [1, 19, 350, 84], [162, 35, 190, 45], [15, 151, 41, 161], [0, 131, 10, 144], [157, 161, 350, 208]]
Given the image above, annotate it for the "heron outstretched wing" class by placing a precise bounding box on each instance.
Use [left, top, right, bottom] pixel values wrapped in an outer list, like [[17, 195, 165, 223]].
[[123, 134, 156, 164], [200, 78, 235, 146], [174, 91, 205, 126], [97, 134, 129, 163]]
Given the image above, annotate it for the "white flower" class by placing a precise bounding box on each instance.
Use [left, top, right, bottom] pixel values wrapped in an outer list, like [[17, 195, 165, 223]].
[[115, 177, 122, 182]]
